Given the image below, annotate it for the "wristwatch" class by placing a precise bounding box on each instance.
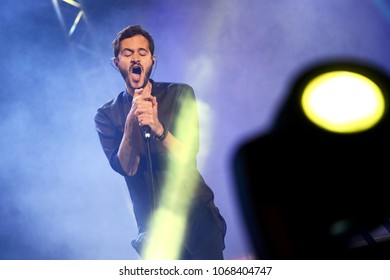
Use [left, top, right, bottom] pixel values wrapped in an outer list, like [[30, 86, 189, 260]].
[[155, 123, 167, 142]]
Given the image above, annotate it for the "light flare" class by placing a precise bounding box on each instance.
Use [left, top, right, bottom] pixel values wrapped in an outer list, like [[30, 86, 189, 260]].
[[142, 94, 201, 259]]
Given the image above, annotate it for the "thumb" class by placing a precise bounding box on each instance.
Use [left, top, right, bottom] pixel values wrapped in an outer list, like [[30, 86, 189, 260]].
[[151, 96, 158, 107], [135, 88, 143, 95]]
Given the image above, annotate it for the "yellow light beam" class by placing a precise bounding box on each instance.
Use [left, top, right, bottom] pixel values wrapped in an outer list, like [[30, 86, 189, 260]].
[[62, 0, 81, 8], [142, 94, 201, 260]]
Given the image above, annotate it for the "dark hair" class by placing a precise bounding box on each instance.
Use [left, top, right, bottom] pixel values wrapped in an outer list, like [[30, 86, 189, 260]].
[[112, 25, 155, 58]]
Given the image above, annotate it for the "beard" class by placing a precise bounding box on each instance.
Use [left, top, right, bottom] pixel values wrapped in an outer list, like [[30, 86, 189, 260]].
[[141, 65, 153, 87]]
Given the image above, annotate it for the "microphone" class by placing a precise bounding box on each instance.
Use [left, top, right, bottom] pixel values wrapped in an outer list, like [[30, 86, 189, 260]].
[[143, 126, 151, 139], [136, 88, 152, 139]]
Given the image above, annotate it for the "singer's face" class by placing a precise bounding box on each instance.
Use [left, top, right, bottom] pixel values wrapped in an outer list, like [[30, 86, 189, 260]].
[[117, 35, 154, 93]]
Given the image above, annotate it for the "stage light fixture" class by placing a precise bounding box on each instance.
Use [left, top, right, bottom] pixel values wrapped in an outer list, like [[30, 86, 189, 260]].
[[233, 59, 390, 259]]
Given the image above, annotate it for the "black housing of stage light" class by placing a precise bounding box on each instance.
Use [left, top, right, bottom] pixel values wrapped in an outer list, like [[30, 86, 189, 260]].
[[233, 59, 390, 259]]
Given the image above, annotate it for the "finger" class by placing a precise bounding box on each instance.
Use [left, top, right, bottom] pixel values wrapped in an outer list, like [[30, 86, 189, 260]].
[[151, 96, 157, 106], [135, 88, 143, 95]]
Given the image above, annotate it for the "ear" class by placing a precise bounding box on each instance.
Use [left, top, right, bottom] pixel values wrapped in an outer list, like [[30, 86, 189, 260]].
[[152, 56, 156, 65], [113, 57, 119, 67]]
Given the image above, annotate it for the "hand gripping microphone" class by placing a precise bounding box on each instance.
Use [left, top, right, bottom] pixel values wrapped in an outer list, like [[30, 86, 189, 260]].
[[135, 88, 152, 139]]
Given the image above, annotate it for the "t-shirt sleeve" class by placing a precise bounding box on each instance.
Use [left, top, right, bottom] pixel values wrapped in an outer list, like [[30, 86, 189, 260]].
[[94, 107, 127, 176], [173, 84, 200, 156]]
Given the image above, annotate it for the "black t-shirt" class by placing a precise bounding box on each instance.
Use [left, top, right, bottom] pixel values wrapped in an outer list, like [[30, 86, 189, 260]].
[[94, 81, 226, 255]]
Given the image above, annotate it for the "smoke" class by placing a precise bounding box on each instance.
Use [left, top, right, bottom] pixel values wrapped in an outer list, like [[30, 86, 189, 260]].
[[1, 0, 389, 260]]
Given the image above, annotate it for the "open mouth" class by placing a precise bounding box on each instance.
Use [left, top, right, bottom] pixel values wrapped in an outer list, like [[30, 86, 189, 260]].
[[131, 65, 142, 82], [132, 65, 142, 75]]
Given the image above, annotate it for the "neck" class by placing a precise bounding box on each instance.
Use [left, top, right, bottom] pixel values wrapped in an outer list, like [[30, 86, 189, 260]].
[[126, 86, 135, 96], [126, 79, 152, 96]]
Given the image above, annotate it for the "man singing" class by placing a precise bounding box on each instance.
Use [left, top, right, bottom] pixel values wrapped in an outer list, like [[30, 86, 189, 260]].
[[94, 25, 226, 259]]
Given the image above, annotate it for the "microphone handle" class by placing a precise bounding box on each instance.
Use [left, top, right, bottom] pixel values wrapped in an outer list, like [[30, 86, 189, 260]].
[[143, 126, 151, 139]]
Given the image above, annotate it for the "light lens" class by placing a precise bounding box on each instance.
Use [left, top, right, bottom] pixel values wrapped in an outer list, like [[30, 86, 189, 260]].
[[301, 71, 385, 133]]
